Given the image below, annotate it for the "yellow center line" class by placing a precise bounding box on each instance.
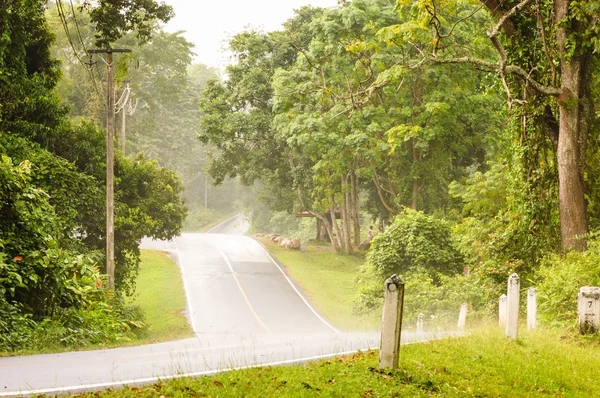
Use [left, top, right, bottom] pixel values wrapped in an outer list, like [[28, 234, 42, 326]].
[[220, 249, 271, 333]]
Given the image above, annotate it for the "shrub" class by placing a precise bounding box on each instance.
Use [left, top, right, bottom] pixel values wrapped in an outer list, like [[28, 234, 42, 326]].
[[402, 271, 488, 329], [535, 238, 600, 329], [354, 208, 465, 314]]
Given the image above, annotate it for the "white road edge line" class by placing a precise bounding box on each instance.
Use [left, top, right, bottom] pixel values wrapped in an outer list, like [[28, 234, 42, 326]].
[[1, 337, 461, 397], [0, 348, 378, 397], [176, 249, 200, 334], [256, 241, 340, 334]]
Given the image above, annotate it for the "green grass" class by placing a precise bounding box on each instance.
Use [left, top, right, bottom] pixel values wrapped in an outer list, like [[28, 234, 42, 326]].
[[71, 328, 600, 397], [129, 250, 193, 343], [259, 239, 379, 332]]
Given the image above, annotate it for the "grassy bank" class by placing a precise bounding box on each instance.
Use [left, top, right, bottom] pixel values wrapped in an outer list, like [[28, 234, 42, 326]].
[[129, 250, 193, 343], [184, 210, 243, 233], [71, 328, 600, 397], [259, 239, 379, 331]]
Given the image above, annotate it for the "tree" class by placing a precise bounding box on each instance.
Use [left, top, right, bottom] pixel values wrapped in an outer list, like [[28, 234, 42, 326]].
[[2, 0, 187, 293], [379, 0, 600, 250], [199, 8, 324, 230], [83, 0, 174, 46], [272, 0, 499, 250]]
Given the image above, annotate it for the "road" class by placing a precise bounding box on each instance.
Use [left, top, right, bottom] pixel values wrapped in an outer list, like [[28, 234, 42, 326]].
[[0, 214, 442, 396]]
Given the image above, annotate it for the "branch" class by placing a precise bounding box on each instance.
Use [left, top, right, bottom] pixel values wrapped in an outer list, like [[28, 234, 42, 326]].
[[486, 0, 533, 107], [536, 0, 556, 86], [440, 4, 486, 39], [373, 173, 399, 214], [430, 57, 561, 96], [487, 0, 532, 38], [480, 0, 516, 38]]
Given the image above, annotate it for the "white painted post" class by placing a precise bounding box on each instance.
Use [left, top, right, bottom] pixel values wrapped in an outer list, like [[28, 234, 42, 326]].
[[416, 313, 424, 335], [457, 303, 468, 331], [499, 294, 507, 327], [379, 274, 405, 369], [527, 288, 537, 330], [506, 273, 520, 339], [578, 287, 600, 334]]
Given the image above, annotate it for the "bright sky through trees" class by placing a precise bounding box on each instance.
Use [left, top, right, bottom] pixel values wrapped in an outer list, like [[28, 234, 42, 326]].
[[163, 0, 338, 68]]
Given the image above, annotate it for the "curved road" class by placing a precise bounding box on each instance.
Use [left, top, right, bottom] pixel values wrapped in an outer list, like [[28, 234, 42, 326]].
[[0, 214, 443, 396], [0, 215, 379, 396]]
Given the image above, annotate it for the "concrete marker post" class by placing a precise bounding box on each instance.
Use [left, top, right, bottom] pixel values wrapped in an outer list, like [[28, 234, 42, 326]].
[[416, 313, 424, 335], [578, 287, 600, 334], [499, 294, 507, 327], [527, 288, 537, 330], [457, 303, 468, 332], [379, 274, 405, 369], [506, 273, 520, 340]]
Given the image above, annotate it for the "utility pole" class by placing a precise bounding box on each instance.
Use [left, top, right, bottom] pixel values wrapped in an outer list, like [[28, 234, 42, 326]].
[[88, 48, 131, 290]]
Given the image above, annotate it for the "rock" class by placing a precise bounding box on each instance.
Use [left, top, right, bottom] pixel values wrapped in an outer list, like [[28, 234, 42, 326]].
[[281, 238, 301, 250], [358, 239, 371, 251], [272, 235, 282, 243], [254, 233, 266, 238]]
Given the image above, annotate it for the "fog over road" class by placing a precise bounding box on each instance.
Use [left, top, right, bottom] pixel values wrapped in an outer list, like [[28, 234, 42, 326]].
[[0, 214, 383, 396], [1, 214, 449, 396], [144, 214, 338, 336]]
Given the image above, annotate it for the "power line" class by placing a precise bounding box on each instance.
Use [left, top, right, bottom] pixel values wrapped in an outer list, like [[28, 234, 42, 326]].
[[55, 0, 102, 98], [69, 0, 87, 52]]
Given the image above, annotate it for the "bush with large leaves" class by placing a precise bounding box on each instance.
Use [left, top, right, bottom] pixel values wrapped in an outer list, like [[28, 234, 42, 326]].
[[0, 0, 185, 350], [0, 152, 140, 352]]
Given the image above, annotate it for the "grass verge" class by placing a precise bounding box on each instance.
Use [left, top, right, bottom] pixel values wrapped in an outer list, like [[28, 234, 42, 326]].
[[128, 250, 193, 343], [71, 328, 600, 397], [258, 239, 379, 332], [184, 210, 243, 233]]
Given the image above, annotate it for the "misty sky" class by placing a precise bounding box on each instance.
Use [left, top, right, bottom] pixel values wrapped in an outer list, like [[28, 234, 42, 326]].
[[163, 0, 338, 69]]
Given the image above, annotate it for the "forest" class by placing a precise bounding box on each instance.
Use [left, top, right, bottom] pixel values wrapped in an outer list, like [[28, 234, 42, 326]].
[[1, 0, 600, 351], [199, 0, 600, 323], [0, 0, 244, 351]]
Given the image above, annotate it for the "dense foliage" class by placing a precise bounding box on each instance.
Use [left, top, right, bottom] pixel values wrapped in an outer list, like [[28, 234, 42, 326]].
[[199, 0, 600, 327], [47, 3, 247, 231], [354, 208, 464, 313], [0, 0, 186, 352]]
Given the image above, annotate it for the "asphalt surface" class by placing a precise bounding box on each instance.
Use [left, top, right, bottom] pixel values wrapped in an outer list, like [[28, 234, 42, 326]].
[[0, 214, 448, 396]]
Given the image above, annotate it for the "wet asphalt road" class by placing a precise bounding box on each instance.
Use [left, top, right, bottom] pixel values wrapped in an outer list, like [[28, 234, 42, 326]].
[[0, 215, 382, 396], [0, 214, 453, 396]]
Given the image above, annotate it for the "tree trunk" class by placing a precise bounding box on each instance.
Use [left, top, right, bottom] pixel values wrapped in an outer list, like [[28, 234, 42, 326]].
[[556, 64, 588, 250], [351, 168, 361, 246], [309, 210, 338, 250], [330, 202, 344, 251], [316, 218, 331, 242], [411, 178, 419, 210], [411, 139, 419, 210], [555, 0, 589, 250], [341, 174, 353, 254]]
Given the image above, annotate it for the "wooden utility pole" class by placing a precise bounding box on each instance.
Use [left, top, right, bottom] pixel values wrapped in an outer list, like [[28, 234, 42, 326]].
[[88, 48, 131, 290]]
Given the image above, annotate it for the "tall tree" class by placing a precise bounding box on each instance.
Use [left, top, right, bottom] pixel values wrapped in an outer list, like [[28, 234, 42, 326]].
[[379, 0, 600, 250], [83, 0, 173, 46], [199, 7, 324, 217], [272, 0, 499, 250]]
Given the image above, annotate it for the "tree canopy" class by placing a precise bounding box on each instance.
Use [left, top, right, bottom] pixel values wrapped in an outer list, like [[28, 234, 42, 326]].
[[0, 0, 187, 351]]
